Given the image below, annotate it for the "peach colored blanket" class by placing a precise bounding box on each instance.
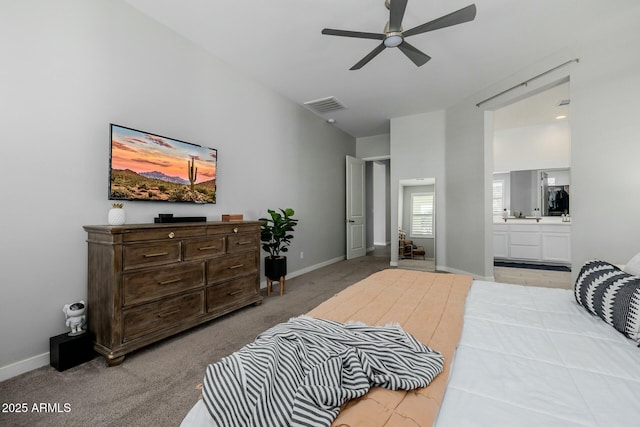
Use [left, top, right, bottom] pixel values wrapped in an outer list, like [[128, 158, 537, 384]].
[[307, 269, 472, 427]]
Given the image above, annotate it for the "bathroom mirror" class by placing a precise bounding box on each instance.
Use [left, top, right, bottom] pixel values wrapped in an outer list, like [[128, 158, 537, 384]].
[[494, 168, 570, 217]]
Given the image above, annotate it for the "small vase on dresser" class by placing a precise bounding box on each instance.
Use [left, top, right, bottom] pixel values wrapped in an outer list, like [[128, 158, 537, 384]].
[[108, 203, 126, 225]]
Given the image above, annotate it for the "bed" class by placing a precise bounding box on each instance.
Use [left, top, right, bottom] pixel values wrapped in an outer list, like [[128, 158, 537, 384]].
[[181, 264, 640, 427]]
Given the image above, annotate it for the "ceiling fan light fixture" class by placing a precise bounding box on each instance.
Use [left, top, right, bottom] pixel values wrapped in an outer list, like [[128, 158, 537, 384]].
[[384, 33, 403, 47]]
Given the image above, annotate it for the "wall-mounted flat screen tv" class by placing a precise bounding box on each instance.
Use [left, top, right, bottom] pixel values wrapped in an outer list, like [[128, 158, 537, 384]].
[[109, 124, 217, 203]]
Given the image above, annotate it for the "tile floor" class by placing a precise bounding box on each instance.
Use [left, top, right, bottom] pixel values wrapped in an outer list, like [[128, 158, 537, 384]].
[[493, 266, 572, 289]]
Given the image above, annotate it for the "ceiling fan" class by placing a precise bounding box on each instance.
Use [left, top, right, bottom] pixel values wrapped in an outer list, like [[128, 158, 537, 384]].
[[321, 0, 476, 70]]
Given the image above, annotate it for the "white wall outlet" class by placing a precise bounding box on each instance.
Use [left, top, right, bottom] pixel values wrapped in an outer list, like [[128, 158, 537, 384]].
[[300, 251, 304, 259]]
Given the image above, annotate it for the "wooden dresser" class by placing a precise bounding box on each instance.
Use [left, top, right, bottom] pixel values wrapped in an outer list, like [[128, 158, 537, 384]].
[[83, 221, 262, 366]]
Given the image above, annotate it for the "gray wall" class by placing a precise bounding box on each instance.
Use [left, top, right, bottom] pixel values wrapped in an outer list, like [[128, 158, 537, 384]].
[[570, 12, 640, 271], [0, 0, 354, 378], [356, 134, 390, 159], [444, 103, 490, 277]]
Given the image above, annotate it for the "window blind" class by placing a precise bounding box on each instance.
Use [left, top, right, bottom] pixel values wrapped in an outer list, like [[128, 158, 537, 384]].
[[411, 193, 434, 237], [493, 180, 504, 215]]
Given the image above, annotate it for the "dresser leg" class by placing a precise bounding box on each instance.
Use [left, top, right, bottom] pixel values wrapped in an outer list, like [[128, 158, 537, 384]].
[[106, 355, 125, 367]]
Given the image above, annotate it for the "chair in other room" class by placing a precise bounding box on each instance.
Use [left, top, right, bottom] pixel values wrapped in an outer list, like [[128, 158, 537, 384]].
[[400, 240, 426, 260]]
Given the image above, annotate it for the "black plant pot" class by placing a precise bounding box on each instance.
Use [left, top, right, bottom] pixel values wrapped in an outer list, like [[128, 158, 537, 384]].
[[265, 256, 287, 281]]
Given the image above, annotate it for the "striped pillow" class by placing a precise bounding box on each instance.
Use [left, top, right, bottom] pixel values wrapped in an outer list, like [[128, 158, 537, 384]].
[[574, 260, 640, 342]]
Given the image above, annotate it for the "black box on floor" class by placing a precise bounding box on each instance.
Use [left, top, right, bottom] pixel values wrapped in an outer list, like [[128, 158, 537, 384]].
[[50, 332, 95, 372]]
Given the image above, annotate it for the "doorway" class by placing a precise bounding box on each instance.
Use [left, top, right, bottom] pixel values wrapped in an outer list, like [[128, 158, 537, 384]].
[[490, 80, 571, 286], [365, 159, 391, 259]]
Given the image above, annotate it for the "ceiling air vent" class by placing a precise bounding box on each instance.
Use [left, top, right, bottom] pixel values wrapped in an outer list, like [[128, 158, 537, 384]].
[[303, 96, 347, 115]]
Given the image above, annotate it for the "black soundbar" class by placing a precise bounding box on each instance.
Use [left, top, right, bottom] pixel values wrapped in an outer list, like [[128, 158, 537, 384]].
[[154, 214, 206, 223]]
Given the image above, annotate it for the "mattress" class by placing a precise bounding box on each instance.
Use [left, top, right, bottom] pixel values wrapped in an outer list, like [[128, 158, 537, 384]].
[[435, 280, 640, 427]]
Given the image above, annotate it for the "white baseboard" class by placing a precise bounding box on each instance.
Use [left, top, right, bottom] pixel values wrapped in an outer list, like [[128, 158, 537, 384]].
[[0, 352, 50, 382], [289, 256, 345, 278], [259, 255, 345, 289]]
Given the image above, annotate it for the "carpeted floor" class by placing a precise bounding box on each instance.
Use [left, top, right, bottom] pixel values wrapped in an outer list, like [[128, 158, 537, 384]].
[[0, 256, 390, 427]]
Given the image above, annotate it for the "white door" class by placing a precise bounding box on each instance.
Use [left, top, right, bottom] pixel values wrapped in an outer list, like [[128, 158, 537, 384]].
[[346, 156, 366, 259]]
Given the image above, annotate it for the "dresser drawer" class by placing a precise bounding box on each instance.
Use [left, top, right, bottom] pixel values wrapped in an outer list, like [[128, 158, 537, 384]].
[[183, 237, 225, 261], [123, 262, 205, 307], [206, 276, 258, 314], [122, 291, 204, 342], [227, 233, 258, 254], [207, 252, 257, 284], [206, 224, 245, 236], [122, 226, 205, 242], [123, 241, 181, 270]]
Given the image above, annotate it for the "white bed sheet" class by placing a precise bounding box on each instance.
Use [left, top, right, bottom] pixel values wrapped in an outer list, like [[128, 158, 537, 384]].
[[435, 280, 640, 427], [182, 280, 640, 427]]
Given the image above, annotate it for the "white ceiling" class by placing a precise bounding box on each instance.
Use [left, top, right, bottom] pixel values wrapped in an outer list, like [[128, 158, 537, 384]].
[[121, 0, 633, 138]]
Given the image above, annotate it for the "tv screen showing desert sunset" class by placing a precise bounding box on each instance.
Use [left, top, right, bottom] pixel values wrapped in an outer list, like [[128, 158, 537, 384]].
[[109, 124, 217, 203]]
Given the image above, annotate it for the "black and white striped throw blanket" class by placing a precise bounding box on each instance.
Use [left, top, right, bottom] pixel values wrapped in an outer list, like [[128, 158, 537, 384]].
[[202, 315, 443, 427]]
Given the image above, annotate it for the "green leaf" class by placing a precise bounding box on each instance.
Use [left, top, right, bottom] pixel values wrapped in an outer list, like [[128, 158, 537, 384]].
[[259, 207, 298, 257]]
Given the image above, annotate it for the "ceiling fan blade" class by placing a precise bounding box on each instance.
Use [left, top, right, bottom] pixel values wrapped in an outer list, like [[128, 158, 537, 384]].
[[397, 41, 431, 67], [389, 0, 408, 32], [322, 28, 385, 40], [350, 43, 387, 70], [403, 4, 476, 38]]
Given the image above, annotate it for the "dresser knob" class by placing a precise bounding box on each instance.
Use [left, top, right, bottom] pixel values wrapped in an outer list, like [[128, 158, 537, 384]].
[[233, 227, 238, 233], [168, 232, 175, 239]]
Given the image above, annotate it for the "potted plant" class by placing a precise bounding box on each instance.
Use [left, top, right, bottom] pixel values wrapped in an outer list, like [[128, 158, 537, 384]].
[[259, 208, 298, 281]]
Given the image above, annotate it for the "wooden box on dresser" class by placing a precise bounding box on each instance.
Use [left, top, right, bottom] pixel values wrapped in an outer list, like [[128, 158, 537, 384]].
[[83, 221, 262, 366]]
